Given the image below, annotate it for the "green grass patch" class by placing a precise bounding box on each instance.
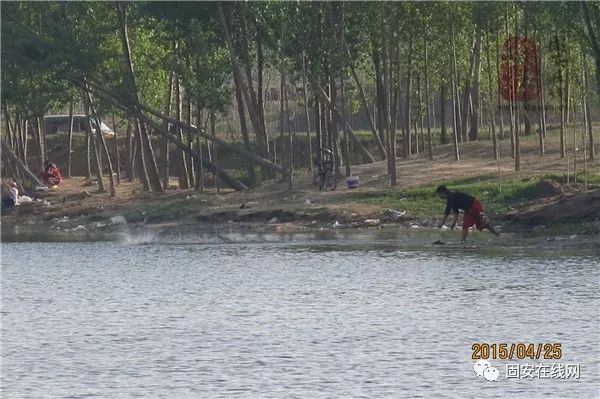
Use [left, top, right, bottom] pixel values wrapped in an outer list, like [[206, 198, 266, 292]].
[[350, 174, 596, 218]]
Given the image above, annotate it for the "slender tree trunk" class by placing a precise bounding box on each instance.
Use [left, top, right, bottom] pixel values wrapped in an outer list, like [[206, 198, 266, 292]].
[[315, 94, 322, 162], [485, 30, 499, 160], [39, 115, 48, 164], [3, 104, 14, 150], [85, 123, 92, 179], [23, 117, 30, 167], [557, 35, 567, 158], [16, 114, 27, 165], [495, 30, 505, 139], [373, 46, 387, 152], [279, 69, 286, 177], [404, 34, 413, 157], [417, 75, 424, 154], [133, 121, 150, 190], [450, 28, 460, 161], [67, 102, 74, 177], [35, 116, 45, 171], [469, 27, 483, 141], [115, 2, 162, 192], [341, 74, 351, 177], [505, 19, 516, 158], [126, 119, 134, 182], [424, 35, 433, 160], [111, 114, 121, 184], [195, 103, 205, 192], [285, 74, 293, 190], [580, 2, 600, 98], [451, 26, 463, 144], [233, 64, 256, 183], [537, 31, 546, 155], [174, 76, 189, 189], [256, 35, 268, 157], [82, 92, 105, 192], [301, 51, 313, 169], [86, 90, 116, 197], [382, 18, 397, 185], [210, 111, 219, 193], [329, 70, 342, 179], [348, 52, 387, 159], [583, 59, 596, 159], [162, 71, 173, 189], [440, 83, 448, 145]]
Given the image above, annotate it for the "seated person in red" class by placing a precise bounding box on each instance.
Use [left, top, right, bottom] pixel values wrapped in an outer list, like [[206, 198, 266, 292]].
[[436, 185, 499, 241], [41, 160, 63, 186]]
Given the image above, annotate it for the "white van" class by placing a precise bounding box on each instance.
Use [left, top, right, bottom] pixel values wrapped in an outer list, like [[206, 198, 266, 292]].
[[44, 115, 115, 137]]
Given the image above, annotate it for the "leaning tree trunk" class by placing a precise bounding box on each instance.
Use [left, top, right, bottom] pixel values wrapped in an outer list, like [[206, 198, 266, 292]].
[[79, 72, 283, 180], [86, 89, 116, 197], [306, 71, 375, 163], [1, 140, 43, 187], [82, 92, 105, 192], [348, 51, 387, 159], [218, 4, 270, 167], [115, 2, 162, 192]]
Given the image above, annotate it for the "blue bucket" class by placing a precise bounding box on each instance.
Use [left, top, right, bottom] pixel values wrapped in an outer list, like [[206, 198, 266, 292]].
[[347, 176, 359, 189]]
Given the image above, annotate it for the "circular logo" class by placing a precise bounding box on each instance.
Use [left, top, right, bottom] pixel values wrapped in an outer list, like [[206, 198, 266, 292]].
[[499, 36, 540, 102]]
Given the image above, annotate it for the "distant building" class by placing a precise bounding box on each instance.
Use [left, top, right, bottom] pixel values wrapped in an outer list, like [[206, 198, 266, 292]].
[[44, 115, 114, 136]]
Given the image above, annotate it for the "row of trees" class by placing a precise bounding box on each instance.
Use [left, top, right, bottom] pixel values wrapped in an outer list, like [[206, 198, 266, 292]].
[[1, 1, 598, 195]]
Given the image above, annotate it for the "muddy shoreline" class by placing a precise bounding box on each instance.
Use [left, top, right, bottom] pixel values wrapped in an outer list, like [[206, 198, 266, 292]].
[[3, 209, 600, 251]]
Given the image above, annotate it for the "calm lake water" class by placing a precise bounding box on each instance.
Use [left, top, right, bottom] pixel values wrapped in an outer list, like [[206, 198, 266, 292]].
[[1, 233, 599, 398]]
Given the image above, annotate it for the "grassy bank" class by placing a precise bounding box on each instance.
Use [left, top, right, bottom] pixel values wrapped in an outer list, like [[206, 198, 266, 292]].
[[349, 174, 600, 219]]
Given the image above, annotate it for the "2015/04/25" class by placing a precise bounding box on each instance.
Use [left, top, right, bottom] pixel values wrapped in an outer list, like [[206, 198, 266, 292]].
[[472, 343, 562, 360]]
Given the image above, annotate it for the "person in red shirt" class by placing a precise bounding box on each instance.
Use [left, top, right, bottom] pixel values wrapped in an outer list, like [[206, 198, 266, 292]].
[[41, 160, 63, 186], [436, 185, 500, 241]]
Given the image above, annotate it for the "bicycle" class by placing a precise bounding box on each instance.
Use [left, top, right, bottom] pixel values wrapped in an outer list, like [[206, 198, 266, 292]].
[[313, 149, 337, 191]]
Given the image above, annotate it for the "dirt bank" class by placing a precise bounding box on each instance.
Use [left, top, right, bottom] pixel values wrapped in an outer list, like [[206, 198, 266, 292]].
[[3, 130, 599, 240]]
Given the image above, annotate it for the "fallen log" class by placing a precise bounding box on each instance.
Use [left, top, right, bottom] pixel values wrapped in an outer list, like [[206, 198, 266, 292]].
[[1, 140, 43, 187]]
